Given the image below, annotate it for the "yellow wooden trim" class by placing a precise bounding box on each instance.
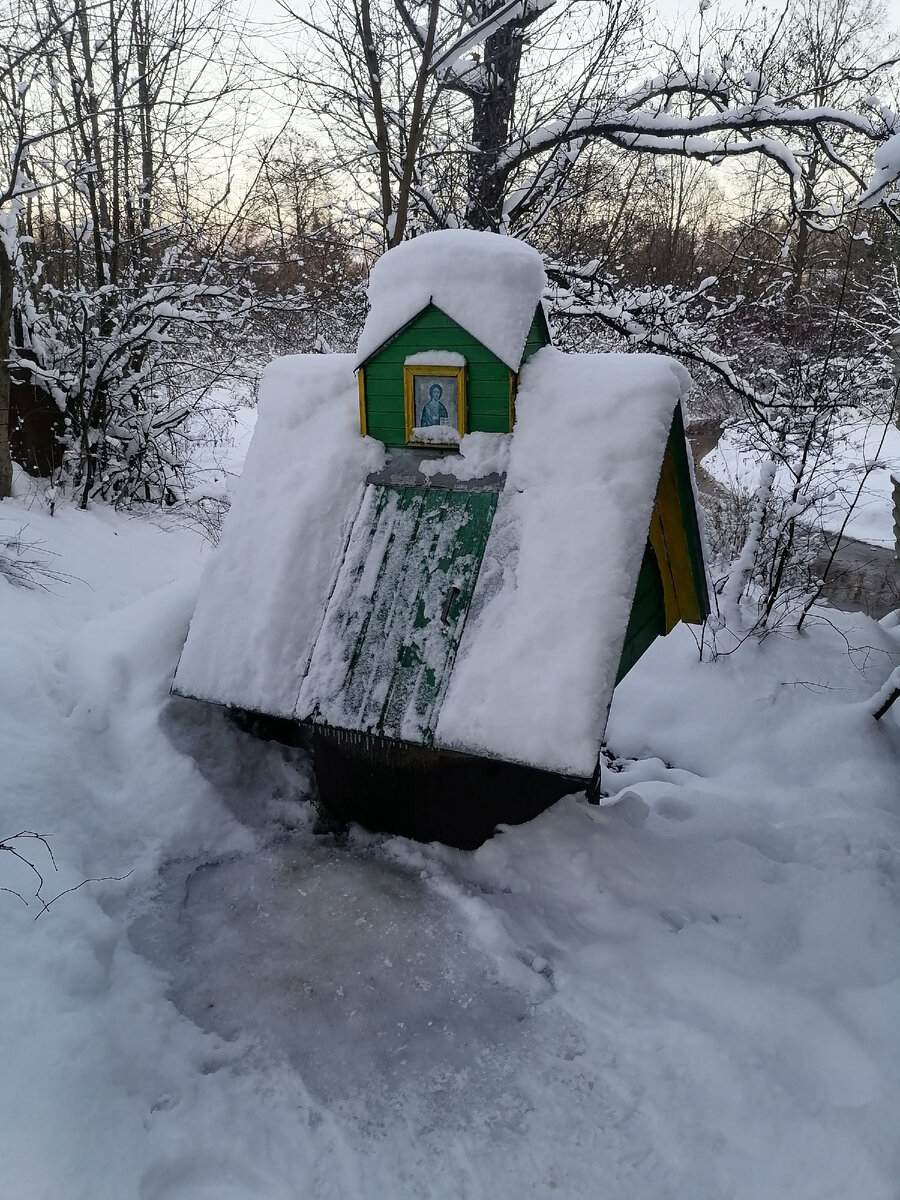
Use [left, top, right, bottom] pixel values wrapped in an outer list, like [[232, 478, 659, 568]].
[[357, 369, 367, 437], [402, 364, 467, 445], [509, 370, 518, 430], [648, 506, 680, 633], [651, 444, 703, 626], [403, 366, 414, 442]]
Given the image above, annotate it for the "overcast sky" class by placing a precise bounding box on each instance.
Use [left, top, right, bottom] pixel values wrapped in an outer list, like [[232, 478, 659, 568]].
[[246, 0, 900, 40]]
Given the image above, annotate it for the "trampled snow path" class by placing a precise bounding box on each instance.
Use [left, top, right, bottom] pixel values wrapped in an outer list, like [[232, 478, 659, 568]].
[[129, 828, 559, 1126], [2, 483, 900, 1199]]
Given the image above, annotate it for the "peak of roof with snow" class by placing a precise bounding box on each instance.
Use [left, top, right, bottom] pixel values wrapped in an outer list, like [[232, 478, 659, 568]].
[[355, 230, 547, 370]]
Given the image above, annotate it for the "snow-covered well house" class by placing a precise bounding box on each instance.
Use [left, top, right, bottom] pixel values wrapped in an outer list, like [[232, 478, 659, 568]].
[[172, 231, 709, 848]]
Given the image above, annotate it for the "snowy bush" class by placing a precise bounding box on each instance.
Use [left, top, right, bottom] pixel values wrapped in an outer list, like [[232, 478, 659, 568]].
[[0, 522, 65, 590]]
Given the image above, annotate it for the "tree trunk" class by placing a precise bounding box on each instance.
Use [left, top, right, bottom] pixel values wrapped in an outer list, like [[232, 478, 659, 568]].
[[466, 20, 523, 231], [0, 238, 14, 499]]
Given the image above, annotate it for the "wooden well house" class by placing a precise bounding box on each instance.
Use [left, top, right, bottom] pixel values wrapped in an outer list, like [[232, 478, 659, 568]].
[[173, 231, 709, 848]]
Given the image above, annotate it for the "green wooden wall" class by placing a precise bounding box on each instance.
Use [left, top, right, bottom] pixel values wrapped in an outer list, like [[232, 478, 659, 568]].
[[361, 303, 549, 445], [521, 305, 550, 363], [616, 540, 666, 684], [615, 407, 710, 684], [298, 483, 498, 745]]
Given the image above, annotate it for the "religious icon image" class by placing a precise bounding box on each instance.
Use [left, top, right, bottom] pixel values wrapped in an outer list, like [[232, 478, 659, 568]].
[[421, 383, 449, 426], [413, 373, 459, 431]]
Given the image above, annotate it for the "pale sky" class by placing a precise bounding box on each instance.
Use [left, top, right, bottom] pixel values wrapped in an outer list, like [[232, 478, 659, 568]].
[[245, 0, 900, 37]]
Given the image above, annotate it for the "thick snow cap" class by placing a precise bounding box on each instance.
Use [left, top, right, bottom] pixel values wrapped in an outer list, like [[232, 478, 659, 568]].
[[355, 230, 547, 370], [435, 347, 692, 779], [174, 342, 693, 781], [172, 355, 384, 717]]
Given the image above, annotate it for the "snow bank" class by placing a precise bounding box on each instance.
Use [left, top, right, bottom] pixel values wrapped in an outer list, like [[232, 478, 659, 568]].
[[356, 230, 546, 369], [702, 412, 900, 548], [420, 431, 511, 480], [173, 355, 384, 716], [3, 477, 900, 1200], [411, 424, 461, 445], [436, 347, 692, 777]]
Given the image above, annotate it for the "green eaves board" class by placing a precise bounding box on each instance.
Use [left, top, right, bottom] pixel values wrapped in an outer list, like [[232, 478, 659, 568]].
[[615, 540, 666, 684], [295, 483, 498, 745]]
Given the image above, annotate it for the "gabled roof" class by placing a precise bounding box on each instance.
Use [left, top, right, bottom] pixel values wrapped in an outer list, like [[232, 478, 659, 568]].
[[355, 230, 547, 370], [173, 346, 694, 780], [172, 355, 385, 717], [432, 348, 692, 777]]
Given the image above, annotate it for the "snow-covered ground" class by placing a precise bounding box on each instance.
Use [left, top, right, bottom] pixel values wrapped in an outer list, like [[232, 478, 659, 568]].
[[702, 412, 900, 548], [2, 468, 900, 1199]]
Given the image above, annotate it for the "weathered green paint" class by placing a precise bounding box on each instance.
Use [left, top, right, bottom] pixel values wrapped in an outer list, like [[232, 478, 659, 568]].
[[668, 405, 710, 618], [298, 483, 497, 745], [616, 540, 667, 683], [613, 407, 709, 683], [360, 302, 550, 445]]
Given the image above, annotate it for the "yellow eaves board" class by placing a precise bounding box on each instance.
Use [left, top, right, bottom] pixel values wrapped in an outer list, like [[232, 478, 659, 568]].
[[648, 443, 704, 630]]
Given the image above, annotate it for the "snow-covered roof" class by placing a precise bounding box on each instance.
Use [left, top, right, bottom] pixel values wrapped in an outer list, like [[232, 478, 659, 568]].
[[355, 230, 547, 370], [175, 346, 692, 781], [172, 356, 384, 717], [433, 348, 691, 778]]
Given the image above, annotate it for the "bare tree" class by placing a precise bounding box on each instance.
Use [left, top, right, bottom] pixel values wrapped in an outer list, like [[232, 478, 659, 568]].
[[0, 0, 81, 499], [0, 0, 265, 507], [291, 0, 900, 250]]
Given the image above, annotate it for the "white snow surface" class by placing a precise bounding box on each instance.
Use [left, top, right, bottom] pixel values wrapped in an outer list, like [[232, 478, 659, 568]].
[[404, 350, 467, 366], [702, 412, 900, 548], [860, 131, 900, 205], [2, 473, 900, 1200], [421, 431, 511, 480], [411, 424, 461, 445], [436, 347, 692, 777], [173, 355, 384, 716], [356, 230, 546, 369]]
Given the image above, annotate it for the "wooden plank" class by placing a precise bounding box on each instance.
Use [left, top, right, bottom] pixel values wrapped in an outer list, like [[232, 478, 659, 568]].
[[616, 541, 666, 683], [357, 370, 367, 436], [364, 390, 407, 415], [367, 361, 533, 390], [462, 362, 511, 379], [365, 418, 407, 445], [647, 503, 680, 633], [297, 484, 498, 746], [521, 305, 551, 361], [365, 392, 508, 419], [668, 406, 710, 617], [468, 412, 511, 433], [654, 442, 703, 625], [313, 729, 587, 850], [365, 346, 503, 372]]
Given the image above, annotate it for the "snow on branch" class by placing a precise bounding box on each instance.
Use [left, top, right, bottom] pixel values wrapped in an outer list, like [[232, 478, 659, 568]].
[[496, 92, 900, 208], [548, 267, 771, 413], [431, 0, 555, 74], [866, 665, 900, 720], [858, 133, 900, 206]]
